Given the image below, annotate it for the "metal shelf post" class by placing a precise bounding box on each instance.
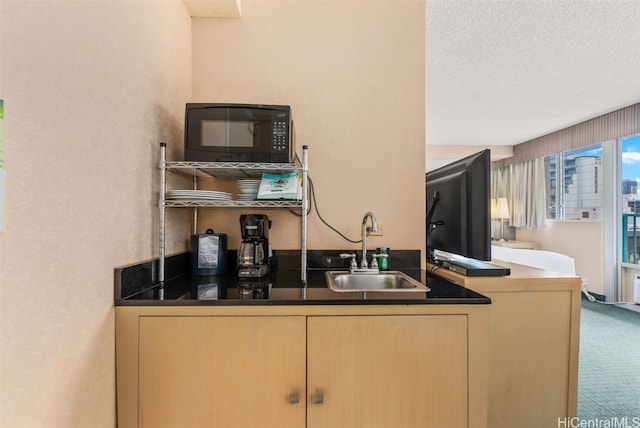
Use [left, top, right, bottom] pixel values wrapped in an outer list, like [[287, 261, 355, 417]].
[[301, 145, 308, 286], [159, 142, 167, 285]]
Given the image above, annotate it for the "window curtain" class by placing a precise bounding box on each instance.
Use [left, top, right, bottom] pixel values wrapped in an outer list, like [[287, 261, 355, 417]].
[[509, 158, 546, 229], [491, 167, 510, 200]]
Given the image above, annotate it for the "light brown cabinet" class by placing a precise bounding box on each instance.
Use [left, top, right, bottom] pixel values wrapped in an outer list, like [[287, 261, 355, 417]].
[[138, 316, 306, 428], [306, 315, 469, 428], [116, 305, 489, 428], [429, 261, 581, 428]]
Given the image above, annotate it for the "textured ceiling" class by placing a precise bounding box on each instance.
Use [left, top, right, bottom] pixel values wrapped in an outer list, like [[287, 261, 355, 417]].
[[426, 0, 640, 169]]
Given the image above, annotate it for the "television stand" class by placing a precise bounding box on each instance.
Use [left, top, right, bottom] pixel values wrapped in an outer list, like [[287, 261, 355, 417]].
[[445, 258, 510, 277], [426, 261, 580, 427]]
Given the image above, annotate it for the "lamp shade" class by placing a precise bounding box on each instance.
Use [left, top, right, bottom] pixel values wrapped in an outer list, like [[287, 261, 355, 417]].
[[496, 197, 510, 220], [490, 198, 498, 219]]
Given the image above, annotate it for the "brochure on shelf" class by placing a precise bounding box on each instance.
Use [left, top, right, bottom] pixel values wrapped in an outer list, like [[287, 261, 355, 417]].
[[257, 172, 301, 200]]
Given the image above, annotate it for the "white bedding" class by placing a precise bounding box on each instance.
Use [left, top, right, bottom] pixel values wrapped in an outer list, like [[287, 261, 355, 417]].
[[491, 245, 576, 276]]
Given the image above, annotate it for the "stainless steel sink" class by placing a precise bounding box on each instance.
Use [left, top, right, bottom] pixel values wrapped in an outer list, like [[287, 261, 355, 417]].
[[325, 270, 430, 293]]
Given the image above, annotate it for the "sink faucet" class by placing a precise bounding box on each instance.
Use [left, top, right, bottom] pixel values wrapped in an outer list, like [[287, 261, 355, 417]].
[[360, 212, 378, 269]]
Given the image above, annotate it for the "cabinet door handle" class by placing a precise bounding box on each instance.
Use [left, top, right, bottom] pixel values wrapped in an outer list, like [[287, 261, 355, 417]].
[[312, 392, 324, 404], [288, 392, 300, 404]]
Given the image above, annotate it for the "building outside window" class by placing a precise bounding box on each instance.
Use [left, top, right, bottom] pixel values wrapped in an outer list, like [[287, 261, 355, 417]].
[[544, 144, 603, 220]]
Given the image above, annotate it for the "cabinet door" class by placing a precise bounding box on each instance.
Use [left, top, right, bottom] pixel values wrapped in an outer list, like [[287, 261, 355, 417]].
[[483, 290, 574, 427], [307, 315, 468, 428], [138, 316, 306, 428]]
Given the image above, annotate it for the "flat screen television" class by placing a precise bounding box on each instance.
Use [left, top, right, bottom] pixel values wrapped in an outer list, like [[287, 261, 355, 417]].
[[426, 149, 491, 263]]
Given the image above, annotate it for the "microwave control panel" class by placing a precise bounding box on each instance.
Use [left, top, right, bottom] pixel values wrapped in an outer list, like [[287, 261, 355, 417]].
[[272, 121, 289, 153]]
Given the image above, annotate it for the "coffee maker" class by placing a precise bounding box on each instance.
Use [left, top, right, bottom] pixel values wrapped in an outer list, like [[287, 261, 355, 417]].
[[238, 214, 271, 278]]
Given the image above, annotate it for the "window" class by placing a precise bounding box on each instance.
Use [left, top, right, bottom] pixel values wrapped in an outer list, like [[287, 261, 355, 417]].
[[621, 134, 640, 214], [545, 154, 557, 219], [544, 143, 603, 220], [621, 134, 640, 263]]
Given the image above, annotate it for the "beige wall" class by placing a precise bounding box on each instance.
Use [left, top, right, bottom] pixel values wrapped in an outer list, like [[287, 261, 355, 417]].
[[516, 221, 604, 295], [0, 1, 192, 426], [191, 1, 426, 255], [0, 1, 425, 425]]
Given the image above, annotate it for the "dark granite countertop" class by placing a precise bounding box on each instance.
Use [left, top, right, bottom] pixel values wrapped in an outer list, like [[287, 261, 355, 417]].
[[114, 250, 490, 306]]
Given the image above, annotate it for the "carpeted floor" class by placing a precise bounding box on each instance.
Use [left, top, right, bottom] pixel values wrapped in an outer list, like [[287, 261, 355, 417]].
[[578, 299, 640, 419]]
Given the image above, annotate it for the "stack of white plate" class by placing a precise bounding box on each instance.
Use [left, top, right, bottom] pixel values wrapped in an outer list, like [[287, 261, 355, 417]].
[[236, 179, 261, 201], [166, 190, 232, 200]]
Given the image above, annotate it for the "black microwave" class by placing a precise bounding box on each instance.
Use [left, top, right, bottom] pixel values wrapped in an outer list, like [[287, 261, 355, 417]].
[[184, 103, 295, 163]]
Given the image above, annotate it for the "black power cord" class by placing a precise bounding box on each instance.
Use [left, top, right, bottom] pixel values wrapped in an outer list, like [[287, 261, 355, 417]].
[[288, 175, 361, 244]]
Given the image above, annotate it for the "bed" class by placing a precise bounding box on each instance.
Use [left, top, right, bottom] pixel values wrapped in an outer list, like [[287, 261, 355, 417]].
[[491, 245, 577, 276]]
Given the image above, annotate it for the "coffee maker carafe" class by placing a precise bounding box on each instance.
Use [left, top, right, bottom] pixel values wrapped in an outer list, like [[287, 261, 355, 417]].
[[238, 214, 271, 278]]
